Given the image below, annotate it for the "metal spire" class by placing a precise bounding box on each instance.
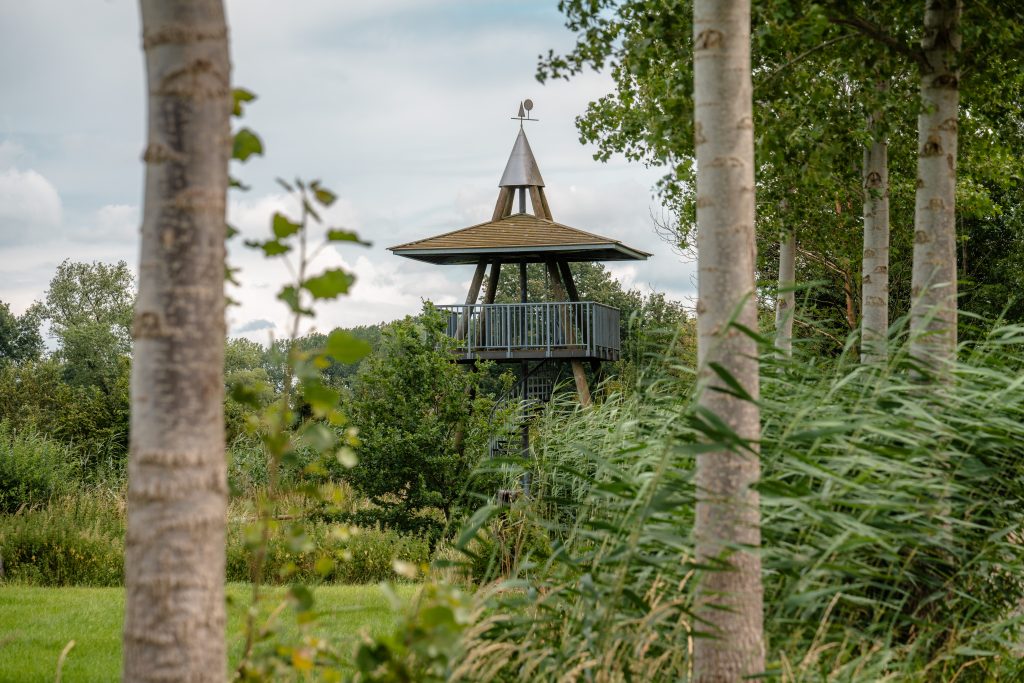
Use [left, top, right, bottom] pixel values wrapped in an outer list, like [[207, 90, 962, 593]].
[[500, 100, 544, 188]]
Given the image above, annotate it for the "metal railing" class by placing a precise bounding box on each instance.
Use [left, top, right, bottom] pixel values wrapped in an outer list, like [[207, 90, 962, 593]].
[[437, 301, 620, 359]]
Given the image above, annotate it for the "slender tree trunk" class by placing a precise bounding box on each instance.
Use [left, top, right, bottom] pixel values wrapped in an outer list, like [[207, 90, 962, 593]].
[[910, 0, 961, 369], [774, 232, 795, 357], [124, 2, 231, 680], [861, 120, 890, 364], [692, 0, 764, 679], [843, 269, 857, 331]]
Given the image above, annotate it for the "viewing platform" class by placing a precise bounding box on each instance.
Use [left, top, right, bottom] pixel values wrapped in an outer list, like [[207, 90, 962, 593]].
[[438, 301, 620, 362]]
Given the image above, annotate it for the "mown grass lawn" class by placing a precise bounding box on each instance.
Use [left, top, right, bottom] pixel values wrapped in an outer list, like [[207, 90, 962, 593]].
[[0, 582, 417, 682]]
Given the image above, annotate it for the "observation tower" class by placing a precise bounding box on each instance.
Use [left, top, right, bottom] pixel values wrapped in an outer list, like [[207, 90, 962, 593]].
[[390, 100, 650, 410]]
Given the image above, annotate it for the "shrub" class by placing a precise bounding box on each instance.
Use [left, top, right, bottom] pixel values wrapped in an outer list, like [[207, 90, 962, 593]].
[[339, 526, 431, 583], [0, 422, 83, 512], [0, 494, 124, 586], [227, 435, 271, 495], [0, 360, 129, 470], [4, 489, 429, 587], [225, 518, 430, 585], [342, 306, 505, 534]]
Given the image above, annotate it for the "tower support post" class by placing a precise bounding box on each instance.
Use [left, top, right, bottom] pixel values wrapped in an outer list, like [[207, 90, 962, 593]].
[[492, 187, 513, 221], [456, 261, 487, 341], [546, 260, 592, 406]]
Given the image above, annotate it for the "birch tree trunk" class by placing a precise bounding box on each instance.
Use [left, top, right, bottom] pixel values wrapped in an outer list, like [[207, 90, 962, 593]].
[[774, 232, 795, 357], [861, 122, 890, 364], [692, 0, 764, 678], [910, 0, 961, 369], [124, 2, 231, 680]]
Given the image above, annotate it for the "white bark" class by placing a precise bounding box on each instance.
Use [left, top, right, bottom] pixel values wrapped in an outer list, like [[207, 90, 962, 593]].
[[692, 0, 764, 679], [910, 0, 961, 370], [861, 123, 890, 364], [124, 2, 231, 680], [774, 233, 795, 357]]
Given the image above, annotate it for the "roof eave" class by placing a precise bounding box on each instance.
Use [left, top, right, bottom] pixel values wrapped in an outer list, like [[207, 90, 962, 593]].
[[390, 242, 650, 263]]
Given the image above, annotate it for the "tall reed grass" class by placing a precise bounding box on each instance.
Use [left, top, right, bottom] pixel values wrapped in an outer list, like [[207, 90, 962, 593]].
[[439, 322, 1024, 681]]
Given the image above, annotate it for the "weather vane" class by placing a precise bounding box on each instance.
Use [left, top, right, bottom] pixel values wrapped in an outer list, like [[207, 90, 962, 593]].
[[512, 99, 537, 127]]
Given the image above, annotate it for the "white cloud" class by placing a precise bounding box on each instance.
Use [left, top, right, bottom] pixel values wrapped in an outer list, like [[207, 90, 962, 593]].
[[87, 203, 139, 242], [0, 168, 62, 244]]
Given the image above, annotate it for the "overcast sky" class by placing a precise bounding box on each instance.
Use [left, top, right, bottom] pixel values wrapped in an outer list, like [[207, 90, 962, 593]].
[[0, 0, 696, 342]]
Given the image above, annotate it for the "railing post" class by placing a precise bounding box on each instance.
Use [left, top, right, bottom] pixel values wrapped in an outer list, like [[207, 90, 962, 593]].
[[591, 304, 595, 355], [545, 303, 551, 357]]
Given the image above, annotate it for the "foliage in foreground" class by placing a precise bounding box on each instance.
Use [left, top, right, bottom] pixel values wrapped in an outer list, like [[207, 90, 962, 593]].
[[357, 323, 1024, 682]]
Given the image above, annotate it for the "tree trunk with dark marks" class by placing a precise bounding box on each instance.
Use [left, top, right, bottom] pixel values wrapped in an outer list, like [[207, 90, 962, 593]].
[[124, 1, 231, 680], [692, 0, 764, 679], [910, 0, 960, 371], [861, 121, 890, 364]]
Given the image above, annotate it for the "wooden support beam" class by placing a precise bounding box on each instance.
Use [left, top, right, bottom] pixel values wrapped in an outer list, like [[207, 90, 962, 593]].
[[456, 261, 487, 340], [558, 261, 580, 301], [537, 187, 553, 220], [483, 262, 501, 304], [503, 189, 515, 218], [528, 186, 545, 219], [546, 260, 592, 407], [479, 262, 501, 344], [559, 260, 587, 344], [492, 187, 513, 222], [545, 261, 576, 345]]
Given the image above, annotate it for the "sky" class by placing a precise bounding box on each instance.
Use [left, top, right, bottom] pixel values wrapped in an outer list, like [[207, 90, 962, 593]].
[[0, 0, 696, 343]]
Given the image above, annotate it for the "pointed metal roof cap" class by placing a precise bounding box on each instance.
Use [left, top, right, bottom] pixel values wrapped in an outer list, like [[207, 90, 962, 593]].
[[498, 128, 545, 187]]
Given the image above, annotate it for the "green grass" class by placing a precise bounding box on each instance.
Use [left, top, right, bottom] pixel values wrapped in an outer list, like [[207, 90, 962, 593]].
[[0, 582, 417, 682]]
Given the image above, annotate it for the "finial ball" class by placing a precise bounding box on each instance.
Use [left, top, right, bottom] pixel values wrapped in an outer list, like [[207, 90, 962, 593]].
[[523, 99, 534, 112]]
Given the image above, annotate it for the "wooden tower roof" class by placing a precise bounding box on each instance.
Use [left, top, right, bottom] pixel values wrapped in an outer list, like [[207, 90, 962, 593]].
[[391, 124, 650, 266], [389, 213, 651, 265]]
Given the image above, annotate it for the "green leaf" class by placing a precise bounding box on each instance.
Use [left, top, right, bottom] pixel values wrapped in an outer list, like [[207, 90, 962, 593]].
[[289, 584, 315, 612], [324, 329, 372, 364], [229, 176, 250, 191], [245, 239, 290, 257], [225, 223, 239, 239], [272, 212, 301, 239], [314, 556, 335, 577], [326, 228, 371, 246], [231, 87, 256, 117], [278, 285, 312, 315], [336, 447, 357, 469], [303, 269, 354, 300], [302, 197, 322, 223], [229, 380, 267, 408], [301, 421, 337, 450], [310, 181, 337, 207], [232, 128, 263, 162], [303, 383, 341, 416]]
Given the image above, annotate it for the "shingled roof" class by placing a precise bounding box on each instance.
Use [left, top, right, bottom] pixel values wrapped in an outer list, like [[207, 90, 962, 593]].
[[389, 212, 651, 265]]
